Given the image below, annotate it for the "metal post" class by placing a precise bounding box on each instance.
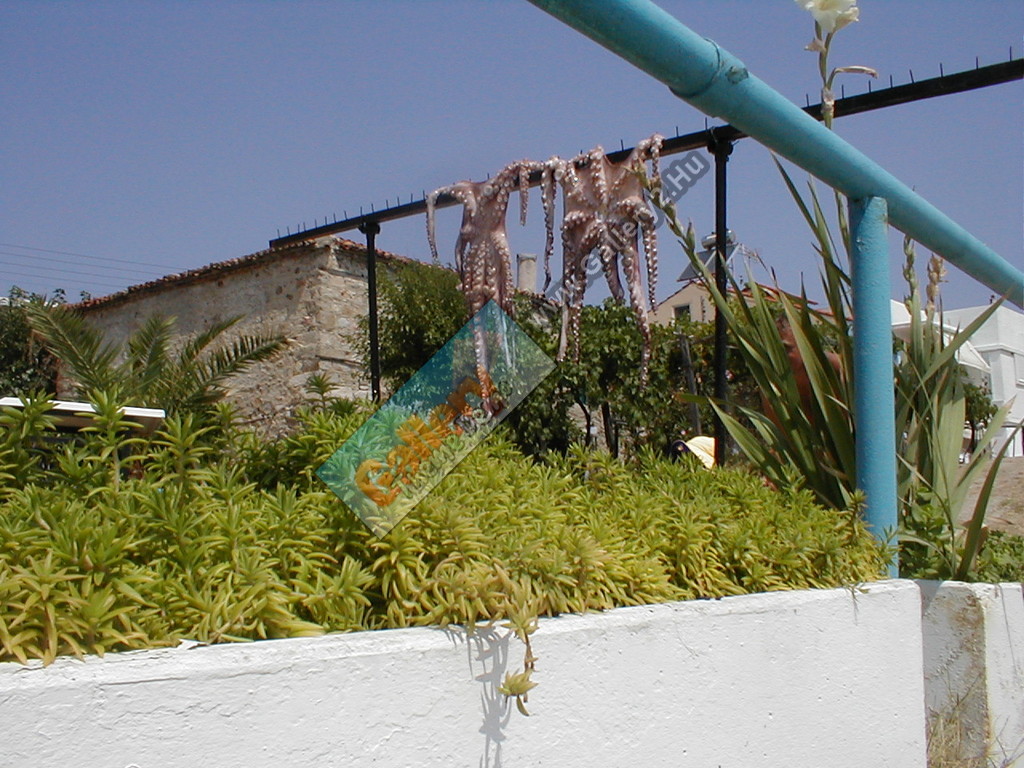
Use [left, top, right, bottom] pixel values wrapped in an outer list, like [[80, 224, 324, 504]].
[[359, 220, 382, 403], [849, 196, 898, 576], [710, 134, 733, 466], [678, 334, 702, 435]]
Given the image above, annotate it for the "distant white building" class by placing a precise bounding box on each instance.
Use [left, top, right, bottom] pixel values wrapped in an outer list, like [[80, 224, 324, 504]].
[[943, 303, 1024, 458]]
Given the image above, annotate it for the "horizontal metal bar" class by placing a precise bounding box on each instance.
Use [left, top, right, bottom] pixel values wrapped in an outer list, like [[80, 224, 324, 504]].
[[269, 58, 1022, 253]]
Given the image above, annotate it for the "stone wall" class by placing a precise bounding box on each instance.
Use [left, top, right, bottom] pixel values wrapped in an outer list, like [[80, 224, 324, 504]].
[[76, 236, 403, 434]]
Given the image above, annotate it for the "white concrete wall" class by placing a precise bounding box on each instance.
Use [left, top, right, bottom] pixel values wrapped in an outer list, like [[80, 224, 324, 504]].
[[921, 581, 1024, 765], [0, 580, 926, 768]]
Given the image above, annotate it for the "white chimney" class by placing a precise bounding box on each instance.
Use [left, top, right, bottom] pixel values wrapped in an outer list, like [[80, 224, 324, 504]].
[[516, 253, 538, 293]]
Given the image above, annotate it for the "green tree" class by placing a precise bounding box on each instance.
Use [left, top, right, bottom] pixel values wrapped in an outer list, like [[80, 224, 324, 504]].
[[0, 289, 58, 396], [360, 260, 466, 392], [366, 258, 758, 458], [963, 377, 997, 455]]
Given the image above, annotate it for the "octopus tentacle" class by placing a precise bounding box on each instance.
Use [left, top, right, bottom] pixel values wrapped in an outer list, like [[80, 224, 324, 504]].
[[426, 189, 441, 264], [540, 157, 561, 293], [517, 161, 531, 227], [620, 243, 653, 385], [598, 243, 625, 302], [640, 135, 663, 311], [641, 208, 658, 310], [560, 235, 589, 363]]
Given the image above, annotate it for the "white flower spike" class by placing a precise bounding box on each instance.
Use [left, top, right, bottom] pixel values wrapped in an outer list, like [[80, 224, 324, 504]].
[[795, 0, 860, 34]]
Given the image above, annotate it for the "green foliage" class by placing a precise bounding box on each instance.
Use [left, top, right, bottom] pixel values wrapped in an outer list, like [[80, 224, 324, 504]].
[[893, 241, 1018, 581], [361, 260, 466, 391], [0, 393, 58, 491], [26, 304, 287, 417], [963, 379, 997, 454], [368, 263, 744, 458], [0, 289, 58, 396], [654, 172, 857, 509], [0, 391, 887, 665], [556, 300, 734, 456], [973, 532, 1024, 583], [650, 160, 1017, 581]]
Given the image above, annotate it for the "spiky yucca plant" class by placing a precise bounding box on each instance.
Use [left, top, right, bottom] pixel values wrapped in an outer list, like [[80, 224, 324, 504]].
[[649, 160, 1018, 580]]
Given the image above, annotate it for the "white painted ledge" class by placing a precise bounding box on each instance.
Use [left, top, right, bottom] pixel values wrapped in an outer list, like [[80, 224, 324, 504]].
[[0, 579, 926, 768]]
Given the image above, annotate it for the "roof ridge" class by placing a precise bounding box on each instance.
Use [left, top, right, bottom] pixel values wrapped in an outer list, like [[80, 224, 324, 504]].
[[73, 236, 414, 311]]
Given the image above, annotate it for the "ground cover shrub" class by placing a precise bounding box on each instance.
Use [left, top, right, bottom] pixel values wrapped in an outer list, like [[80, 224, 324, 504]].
[[973, 531, 1024, 584], [0, 392, 887, 665]]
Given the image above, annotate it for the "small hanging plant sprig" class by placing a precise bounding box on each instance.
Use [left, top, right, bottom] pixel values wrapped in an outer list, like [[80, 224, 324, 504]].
[[796, 0, 877, 128], [497, 583, 540, 716]]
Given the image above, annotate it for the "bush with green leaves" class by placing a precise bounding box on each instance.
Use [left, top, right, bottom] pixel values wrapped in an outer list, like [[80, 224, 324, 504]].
[[973, 531, 1024, 584], [0, 390, 887, 666], [358, 260, 467, 392], [0, 288, 58, 396], [366, 260, 752, 458]]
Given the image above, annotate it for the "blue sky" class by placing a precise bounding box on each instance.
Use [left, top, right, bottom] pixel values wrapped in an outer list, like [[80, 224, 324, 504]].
[[1, 0, 1021, 309]]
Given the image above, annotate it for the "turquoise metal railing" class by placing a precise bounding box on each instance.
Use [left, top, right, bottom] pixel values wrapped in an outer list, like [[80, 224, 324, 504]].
[[849, 195, 898, 573], [525, 0, 1023, 306]]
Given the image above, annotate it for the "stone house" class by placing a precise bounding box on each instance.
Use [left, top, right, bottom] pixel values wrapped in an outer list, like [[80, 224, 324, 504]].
[[73, 236, 415, 434]]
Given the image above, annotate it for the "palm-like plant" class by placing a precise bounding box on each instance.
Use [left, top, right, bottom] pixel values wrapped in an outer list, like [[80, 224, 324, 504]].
[[26, 305, 287, 415]]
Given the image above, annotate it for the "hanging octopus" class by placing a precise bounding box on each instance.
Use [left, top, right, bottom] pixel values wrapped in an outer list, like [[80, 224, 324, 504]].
[[426, 159, 554, 316], [557, 134, 663, 383], [424, 135, 662, 397], [425, 160, 556, 414]]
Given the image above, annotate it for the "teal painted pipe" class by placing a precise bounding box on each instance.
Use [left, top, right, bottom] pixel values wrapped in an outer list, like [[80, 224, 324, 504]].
[[850, 196, 899, 575], [526, 0, 1024, 308]]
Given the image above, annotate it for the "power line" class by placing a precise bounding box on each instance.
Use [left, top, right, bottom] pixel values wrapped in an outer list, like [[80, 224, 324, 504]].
[[0, 250, 166, 280], [0, 266, 127, 292], [0, 242, 180, 271], [0, 258, 154, 284]]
